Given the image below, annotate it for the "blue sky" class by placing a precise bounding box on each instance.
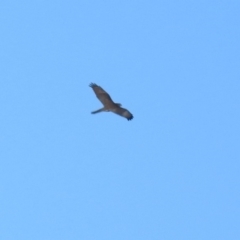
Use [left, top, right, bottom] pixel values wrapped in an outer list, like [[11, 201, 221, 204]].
[[0, 1, 239, 239]]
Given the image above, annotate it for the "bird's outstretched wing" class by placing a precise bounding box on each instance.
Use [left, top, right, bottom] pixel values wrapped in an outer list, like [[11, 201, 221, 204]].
[[89, 83, 114, 106], [111, 107, 133, 121]]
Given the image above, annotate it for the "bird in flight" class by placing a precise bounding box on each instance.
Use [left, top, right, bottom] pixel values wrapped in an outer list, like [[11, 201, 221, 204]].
[[89, 83, 133, 121]]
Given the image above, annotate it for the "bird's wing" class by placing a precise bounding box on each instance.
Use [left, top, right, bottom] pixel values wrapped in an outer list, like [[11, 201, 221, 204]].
[[89, 83, 114, 106], [111, 107, 134, 121]]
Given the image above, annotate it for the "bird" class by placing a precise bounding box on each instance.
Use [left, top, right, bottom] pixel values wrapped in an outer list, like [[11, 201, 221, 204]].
[[89, 83, 133, 121]]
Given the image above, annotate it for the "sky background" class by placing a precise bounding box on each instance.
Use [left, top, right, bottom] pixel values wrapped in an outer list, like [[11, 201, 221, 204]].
[[0, 1, 240, 239]]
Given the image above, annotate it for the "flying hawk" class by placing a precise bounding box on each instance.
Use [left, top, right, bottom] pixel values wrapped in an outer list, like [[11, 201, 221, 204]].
[[89, 83, 133, 121]]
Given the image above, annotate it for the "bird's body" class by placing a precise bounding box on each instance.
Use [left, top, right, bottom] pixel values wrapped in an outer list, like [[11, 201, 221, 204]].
[[89, 83, 133, 121]]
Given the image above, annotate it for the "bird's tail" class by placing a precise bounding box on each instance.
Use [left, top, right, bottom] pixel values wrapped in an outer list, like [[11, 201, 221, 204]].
[[91, 107, 105, 114]]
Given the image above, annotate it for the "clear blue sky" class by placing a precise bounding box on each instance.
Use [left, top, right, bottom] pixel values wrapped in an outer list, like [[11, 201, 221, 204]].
[[0, 1, 239, 239]]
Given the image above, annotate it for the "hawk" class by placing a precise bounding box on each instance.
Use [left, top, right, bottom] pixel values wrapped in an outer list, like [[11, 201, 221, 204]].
[[89, 83, 133, 121]]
